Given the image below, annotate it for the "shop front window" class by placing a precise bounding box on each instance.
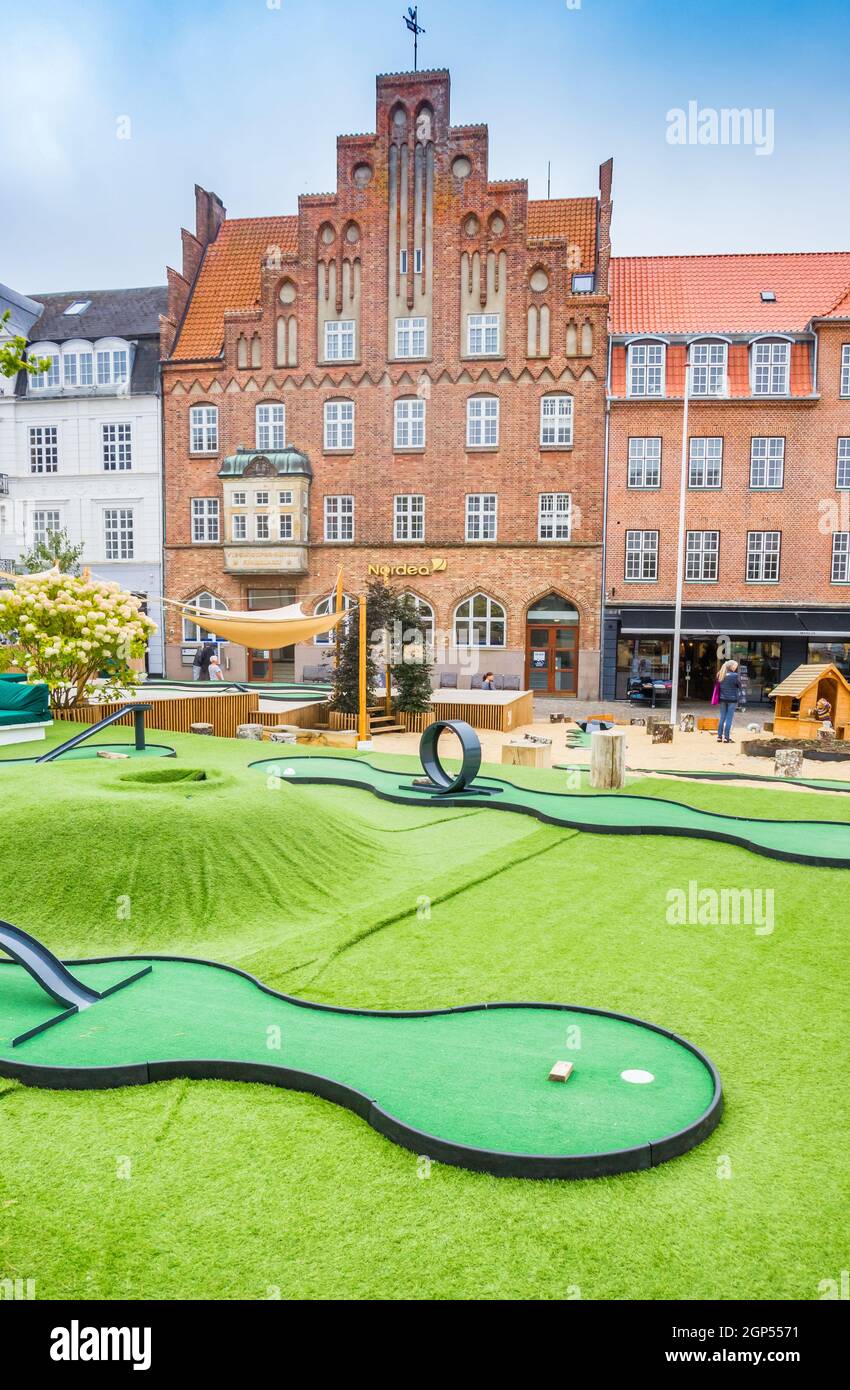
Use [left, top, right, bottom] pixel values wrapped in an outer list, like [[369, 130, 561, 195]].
[[615, 637, 672, 698], [807, 641, 850, 681]]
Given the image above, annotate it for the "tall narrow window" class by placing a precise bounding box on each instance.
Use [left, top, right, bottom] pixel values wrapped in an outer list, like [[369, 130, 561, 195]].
[[191, 498, 220, 543], [627, 342, 665, 397], [625, 530, 658, 581], [465, 493, 498, 541], [29, 426, 58, 474], [746, 531, 780, 582], [102, 423, 132, 471], [394, 494, 425, 541], [832, 533, 850, 583], [539, 395, 573, 447], [688, 438, 723, 489], [256, 403, 285, 450], [689, 342, 727, 396], [750, 437, 785, 489], [841, 345, 850, 398], [323, 400, 354, 450], [837, 438, 850, 489], [324, 495, 354, 542], [324, 320, 356, 361], [189, 405, 218, 454], [395, 317, 427, 357], [104, 508, 134, 560], [29, 353, 60, 389], [467, 313, 500, 356], [466, 397, 499, 447], [627, 438, 661, 489], [538, 493, 572, 541], [752, 341, 790, 395], [394, 398, 426, 449], [685, 530, 719, 582]]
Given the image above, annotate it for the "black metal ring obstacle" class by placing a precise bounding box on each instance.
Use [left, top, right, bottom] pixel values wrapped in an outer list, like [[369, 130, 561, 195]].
[[416, 719, 483, 794]]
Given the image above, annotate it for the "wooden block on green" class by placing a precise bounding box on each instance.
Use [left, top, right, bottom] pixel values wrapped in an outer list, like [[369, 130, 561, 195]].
[[548, 1060, 574, 1083]]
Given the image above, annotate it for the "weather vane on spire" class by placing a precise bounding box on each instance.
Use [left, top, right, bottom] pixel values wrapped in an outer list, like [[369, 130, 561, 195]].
[[404, 6, 425, 72]]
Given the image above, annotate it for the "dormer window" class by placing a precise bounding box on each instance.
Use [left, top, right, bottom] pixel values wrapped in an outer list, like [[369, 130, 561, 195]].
[[627, 341, 665, 397], [689, 341, 727, 396], [752, 340, 790, 396], [29, 352, 60, 389]]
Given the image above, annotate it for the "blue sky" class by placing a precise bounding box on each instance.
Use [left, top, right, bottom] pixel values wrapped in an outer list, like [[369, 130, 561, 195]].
[[2, 0, 849, 292]]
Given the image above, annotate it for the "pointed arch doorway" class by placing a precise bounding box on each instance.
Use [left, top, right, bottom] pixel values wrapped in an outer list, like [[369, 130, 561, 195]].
[[525, 593, 579, 696]]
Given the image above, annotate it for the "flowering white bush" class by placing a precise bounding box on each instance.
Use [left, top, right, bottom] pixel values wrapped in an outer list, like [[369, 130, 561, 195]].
[[0, 572, 156, 709]]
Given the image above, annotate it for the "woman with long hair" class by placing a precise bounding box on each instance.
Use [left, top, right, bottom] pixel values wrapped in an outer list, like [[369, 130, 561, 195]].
[[716, 659, 741, 744]]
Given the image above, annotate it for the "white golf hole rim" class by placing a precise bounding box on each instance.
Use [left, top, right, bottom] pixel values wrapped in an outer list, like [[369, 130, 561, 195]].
[[283, 768, 296, 777], [621, 1068, 655, 1084]]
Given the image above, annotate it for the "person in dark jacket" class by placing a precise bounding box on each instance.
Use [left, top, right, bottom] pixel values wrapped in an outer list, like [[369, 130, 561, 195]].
[[195, 641, 217, 682], [716, 660, 741, 743]]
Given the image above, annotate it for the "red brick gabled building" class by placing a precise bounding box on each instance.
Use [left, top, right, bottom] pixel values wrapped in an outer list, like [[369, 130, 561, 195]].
[[160, 69, 612, 695], [602, 253, 850, 702]]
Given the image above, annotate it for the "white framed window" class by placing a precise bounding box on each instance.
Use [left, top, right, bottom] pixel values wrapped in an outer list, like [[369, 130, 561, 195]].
[[414, 248, 423, 275], [190, 405, 218, 454], [627, 437, 661, 489], [29, 426, 58, 474], [841, 345, 850, 398], [832, 533, 850, 583], [324, 494, 354, 542], [183, 590, 227, 642], [191, 497, 220, 543], [95, 349, 128, 387], [324, 320, 356, 361], [256, 403, 285, 450], [394, 397, 426, 449], [752, 340, 790, 395], [313, 590, 355, 645], [232, 514, 247, 541], [466, 396, 499, 447], [467, 313, 500, 356], [32, 509, 60, 544], [255, 490, 269, 506], [627, 341, 665, 397], [279, 513, 293, 540], [750, 436, 785, 489], [104, 507, 134, 560], [688, 437, 723, 489], [685, 530, 719, 582], [323, 400, 354, 450], [29, 353, 60, 389], [278, 490, 293, 505], [232, 490, 246, 506], [255, 514, 270, 541], [395, 317, 427, 357], [401, 591, 434, 644], [102, 423, 132, 471], [453, 593, 506, 648], [689, 341, 727, 396], [625, 530, 658, 581], [539, 395, 573, 447], [466, 493, 498, 541], [394, 494, 425, 542], [837, 439, 850, 489], [538, 493, 572, 541], [746, 531, 780, 582], [399, 250, 408, 275]]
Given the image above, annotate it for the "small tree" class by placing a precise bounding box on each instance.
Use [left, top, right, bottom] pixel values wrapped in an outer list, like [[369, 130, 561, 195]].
[[0, 571, 157, 709], [329, 580, 397, 715], [21, 527, 84, 577], [392, 594, 433, 713]]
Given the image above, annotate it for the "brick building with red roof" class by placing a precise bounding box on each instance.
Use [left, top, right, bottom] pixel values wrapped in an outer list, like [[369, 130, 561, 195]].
[[603, 253, 850, 703], [160, 69, 613, 695]]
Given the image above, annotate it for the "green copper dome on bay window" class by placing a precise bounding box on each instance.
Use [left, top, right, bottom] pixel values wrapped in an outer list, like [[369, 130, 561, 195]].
[[218, 446, 312, 479]]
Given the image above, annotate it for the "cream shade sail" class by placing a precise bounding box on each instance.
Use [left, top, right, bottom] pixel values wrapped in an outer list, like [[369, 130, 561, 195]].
[[165, 572, 349, 649]]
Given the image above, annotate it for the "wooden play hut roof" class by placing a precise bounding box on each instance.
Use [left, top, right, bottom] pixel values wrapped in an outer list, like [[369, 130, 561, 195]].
[[769, 663, 850, 700]]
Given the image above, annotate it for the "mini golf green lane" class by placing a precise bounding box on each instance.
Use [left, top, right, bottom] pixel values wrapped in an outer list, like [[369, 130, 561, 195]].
[[0, 743, 176, 765], [0, 959, 718, 1175], [251, 755, 850, 868]]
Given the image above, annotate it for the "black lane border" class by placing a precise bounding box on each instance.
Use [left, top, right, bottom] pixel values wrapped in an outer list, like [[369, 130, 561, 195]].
[[248, 754, 850, 870], [0, 952, 723, 1181]]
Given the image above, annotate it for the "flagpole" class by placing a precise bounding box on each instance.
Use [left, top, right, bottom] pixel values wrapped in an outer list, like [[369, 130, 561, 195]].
[[669, 362, 689, 730]]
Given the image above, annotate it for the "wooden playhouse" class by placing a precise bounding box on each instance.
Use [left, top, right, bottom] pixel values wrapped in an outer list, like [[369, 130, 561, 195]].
[[769, 663, 850, 740]]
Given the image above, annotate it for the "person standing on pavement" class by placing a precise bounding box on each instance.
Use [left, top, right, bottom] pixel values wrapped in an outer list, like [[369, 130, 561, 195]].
[[716, 660, 741, 744]]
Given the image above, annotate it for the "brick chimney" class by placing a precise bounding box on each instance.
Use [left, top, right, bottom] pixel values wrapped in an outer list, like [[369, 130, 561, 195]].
[[597, 157, 613, 294], [160, 184, 226, 358]]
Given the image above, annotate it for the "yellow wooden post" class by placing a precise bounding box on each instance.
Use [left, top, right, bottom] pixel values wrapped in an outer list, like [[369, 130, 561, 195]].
[[385, 664, 392, 716], [358, 595, 369, 744]]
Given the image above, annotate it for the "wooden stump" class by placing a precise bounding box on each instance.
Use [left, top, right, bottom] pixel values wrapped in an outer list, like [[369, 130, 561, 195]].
[[190, 722, 214, 735], [589, 729, 627, 789], [775, 747, 804, 777], [651, 721, 673, 744], [678, 713, 695, 733], [502, 741, 551, 769]]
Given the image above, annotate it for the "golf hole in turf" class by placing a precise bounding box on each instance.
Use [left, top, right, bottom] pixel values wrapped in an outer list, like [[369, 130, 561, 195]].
[[621, 1069, 655, 1084], [117, 767, 208, 787]]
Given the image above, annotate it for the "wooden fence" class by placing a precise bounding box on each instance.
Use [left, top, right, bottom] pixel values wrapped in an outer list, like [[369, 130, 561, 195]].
[[54, 692, 261, 739]]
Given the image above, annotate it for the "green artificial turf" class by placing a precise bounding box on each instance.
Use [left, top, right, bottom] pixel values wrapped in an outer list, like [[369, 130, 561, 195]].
[[0, 725, 848, 1299]]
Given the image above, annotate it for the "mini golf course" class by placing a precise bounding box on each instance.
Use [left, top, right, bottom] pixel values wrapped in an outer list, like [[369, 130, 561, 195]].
[[1, 725, 848, 1298]]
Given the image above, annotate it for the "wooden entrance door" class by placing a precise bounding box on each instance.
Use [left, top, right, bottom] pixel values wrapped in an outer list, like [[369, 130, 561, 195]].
[[525, 623, 578, 696]]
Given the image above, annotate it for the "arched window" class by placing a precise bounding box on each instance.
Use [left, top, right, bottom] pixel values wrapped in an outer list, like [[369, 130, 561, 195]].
[[688, 338, 729, 397], [182, 591, 227, 642], [27, 342, 61, 389], [454, 593, 506, 648], [540, 394, 573, 447], [466, 395, 499, 447], [256, 402, 286, 450], [189, 404, 218, 454], [627, 338, 666, 398], [394, 396, 426, 449], [401, 592, 434, 645], [313, 591, 355, 646]]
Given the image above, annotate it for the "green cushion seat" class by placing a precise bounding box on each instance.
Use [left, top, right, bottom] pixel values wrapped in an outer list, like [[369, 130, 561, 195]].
[[0, 681, 51, 721]]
